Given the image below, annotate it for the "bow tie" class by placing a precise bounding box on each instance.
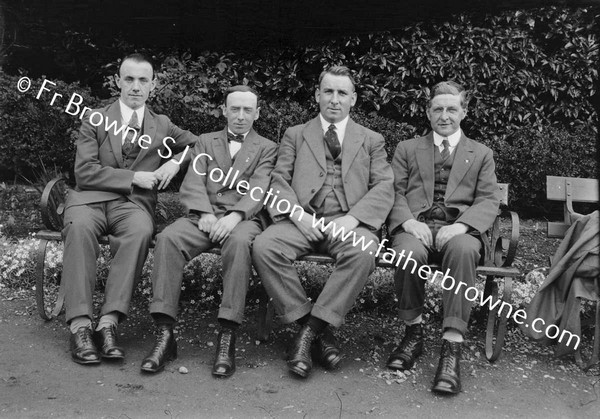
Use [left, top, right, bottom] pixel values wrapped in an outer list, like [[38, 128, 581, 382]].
[[227, 133, 244, 143]]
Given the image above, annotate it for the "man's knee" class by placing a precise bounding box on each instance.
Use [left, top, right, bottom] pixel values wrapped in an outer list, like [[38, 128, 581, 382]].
[[444, 234, 481, 259], [390, 233, 428, 262]]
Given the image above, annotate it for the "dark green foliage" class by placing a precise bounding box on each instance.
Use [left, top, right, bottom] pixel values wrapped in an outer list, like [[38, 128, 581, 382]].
[[1, 6, 597, 214], [0, 72, 99, 177], [495, 124, 598, 215]]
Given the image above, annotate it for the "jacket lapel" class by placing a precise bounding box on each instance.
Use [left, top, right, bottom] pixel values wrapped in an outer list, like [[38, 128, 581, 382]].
[[446, 133, 475, 200], [106, 101, 124, 167], [231, 128, 259, 176], [212, 128, 232, 173], [416, 133, 435, 206], [303, 117, 326, 171], [341, 119, 365, 179], [132, 107, 157, 166]]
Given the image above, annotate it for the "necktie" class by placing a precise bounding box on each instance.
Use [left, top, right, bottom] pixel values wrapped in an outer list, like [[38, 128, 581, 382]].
[[441, 138, 450, 160], [324, 124, 341, 160], [227, 133, 244, 143], [123, 112, 140, 156]]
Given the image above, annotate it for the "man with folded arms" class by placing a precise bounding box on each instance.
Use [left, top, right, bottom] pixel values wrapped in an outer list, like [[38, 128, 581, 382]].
[[141, 85, 277, 376], [253, 65, 394, 378], [64, 53, 198, 365], [386, 81, 500, 394]]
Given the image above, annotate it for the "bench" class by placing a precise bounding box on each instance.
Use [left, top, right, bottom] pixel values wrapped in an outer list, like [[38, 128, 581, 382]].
[[546, 175, 600, 370], [34, 177, 519, 362]]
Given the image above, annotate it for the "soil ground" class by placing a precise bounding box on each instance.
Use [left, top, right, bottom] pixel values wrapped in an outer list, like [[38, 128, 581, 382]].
[[1, 287, 599, 419], [1, 186, 599, 418]]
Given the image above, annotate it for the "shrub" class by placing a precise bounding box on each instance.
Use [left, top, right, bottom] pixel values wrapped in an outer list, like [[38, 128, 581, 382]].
[[0, 71, 99, 177], [495, 124, 598, 215]]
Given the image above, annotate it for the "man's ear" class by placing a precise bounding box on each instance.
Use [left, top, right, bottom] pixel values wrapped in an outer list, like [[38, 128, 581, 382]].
[[314, 87, 320, 103], [254, 107, 260, 121], [221, 104, 227, 117], [150, 77, 157, 92]]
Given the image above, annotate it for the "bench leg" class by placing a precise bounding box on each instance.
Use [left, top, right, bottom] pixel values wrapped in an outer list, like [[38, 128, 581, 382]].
[[35, 238, 52, 320], [255, 285, 274, 342], [484, 275, 513, 362], [34, 238, 64, 321], [575, 300, 600, 371]]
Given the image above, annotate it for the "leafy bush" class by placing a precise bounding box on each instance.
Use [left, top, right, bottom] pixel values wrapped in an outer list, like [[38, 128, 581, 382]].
[[495, 124, 598, 215], [0, 71, 99, 177]]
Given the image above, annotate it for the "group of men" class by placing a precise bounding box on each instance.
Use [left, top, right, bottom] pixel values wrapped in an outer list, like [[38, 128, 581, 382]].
[[62, 53, 500, 395]]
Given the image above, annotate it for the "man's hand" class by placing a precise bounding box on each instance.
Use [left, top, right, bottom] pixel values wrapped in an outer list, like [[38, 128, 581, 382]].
[[326, 215, 359, 242], [290, 211, 324, 242], [435, 222, 469, 250], [209, 212, 243, 244], [402, 219, 433, 248], [154, 160, 181, 190], [132, 171, 159, 190], [197, 213, 218, 234]]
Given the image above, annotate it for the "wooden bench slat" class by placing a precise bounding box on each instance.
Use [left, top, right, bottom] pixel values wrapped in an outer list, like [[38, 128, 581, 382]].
[[546, 176, 599, 203]]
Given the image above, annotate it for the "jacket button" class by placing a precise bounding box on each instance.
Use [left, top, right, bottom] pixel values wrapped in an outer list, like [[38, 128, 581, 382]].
[[421, 204, 426, 208], [217, 193, 222, 197], [319, 172, 324, 177], [311, 189, 316, 193]]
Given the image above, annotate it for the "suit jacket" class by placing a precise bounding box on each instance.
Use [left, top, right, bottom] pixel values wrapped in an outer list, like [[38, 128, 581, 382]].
[[180, 127, 278, 220], [268, 116, 394, 230], [66, 100, 199, 218], [388, 132, 500, 235]]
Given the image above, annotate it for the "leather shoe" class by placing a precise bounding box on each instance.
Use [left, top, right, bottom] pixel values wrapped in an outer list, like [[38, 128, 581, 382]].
[[432, 340, 462, 394], [387, 323, 423, 371], [93, 325, 125, 359], [70, 326, 100, 365], [287, 324, 317, 378], [312, 327, 342, 370], [212, 329, 236, 377], [141, 325, 177, 373]]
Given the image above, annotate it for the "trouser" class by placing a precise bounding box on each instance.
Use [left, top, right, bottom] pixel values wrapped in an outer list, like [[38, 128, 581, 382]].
[[252, 220, 379, 327], [149, 217, 262, 324], [62, 198, 154, 323], [390, 231, 482, 334]]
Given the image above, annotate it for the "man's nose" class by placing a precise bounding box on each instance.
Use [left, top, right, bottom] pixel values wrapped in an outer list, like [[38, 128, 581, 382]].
[[330, 93, 340, 103], [236, 110, 245, 120], [131, 80, 140, 91], [440, 109, 449, 120]]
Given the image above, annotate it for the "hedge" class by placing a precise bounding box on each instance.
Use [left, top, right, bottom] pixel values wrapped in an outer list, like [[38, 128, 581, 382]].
[[0, 5, 597, 214]]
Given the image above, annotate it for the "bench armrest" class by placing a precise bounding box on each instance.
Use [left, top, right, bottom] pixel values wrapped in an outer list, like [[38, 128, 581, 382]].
[[486, 207, 520, 268], [40, 175, 68, 231]]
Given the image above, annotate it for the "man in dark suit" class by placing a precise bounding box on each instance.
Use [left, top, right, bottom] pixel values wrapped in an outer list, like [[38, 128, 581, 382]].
[[63, 53, 198, 365], [386, 81, 500, 394], [252, 65, 394, 378], [140, 86, 277, 376]]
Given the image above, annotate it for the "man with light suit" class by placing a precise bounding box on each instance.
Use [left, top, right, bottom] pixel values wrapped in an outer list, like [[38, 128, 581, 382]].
[[386, 81, 500, 394], [252, 65, 394, 378], [141, 86, 277, 376], [63, 53, 198, 365]]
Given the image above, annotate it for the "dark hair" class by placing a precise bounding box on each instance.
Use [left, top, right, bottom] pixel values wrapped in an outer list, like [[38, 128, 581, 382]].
[[318, 65, 356, 91], [223, 85, 260, 106], [428, 81, 468, 109], [119, 53, 155, 78]]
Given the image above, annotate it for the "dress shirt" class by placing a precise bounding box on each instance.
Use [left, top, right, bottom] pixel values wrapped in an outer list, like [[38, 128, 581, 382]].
[[433, 129, 461, 155], [119, 100, 145, 144], [319, 114, 349, 145], [227, 129, 249, 158]]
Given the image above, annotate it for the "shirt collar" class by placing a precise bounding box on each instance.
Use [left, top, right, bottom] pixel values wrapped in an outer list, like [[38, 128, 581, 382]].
[[119, 100, 145, 127], [433, 129, 461, 147], [319, 114, 349, 143], [227, 128, 249, 140]]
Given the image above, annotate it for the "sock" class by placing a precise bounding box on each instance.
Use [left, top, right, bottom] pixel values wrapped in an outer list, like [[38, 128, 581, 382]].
[[152, 313, 176, 327], [405, 315, 423, 326], [306, 316, 327, 334], [443, 328, 464, 343], [69, 316, 92, 334], [218, 318, 240, 331], [96, 312, 119, 331]]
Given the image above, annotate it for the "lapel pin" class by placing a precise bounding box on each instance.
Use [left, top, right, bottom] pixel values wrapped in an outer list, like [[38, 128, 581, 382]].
[[465, 159, 469, 163], [245, 157, 250, 163]]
